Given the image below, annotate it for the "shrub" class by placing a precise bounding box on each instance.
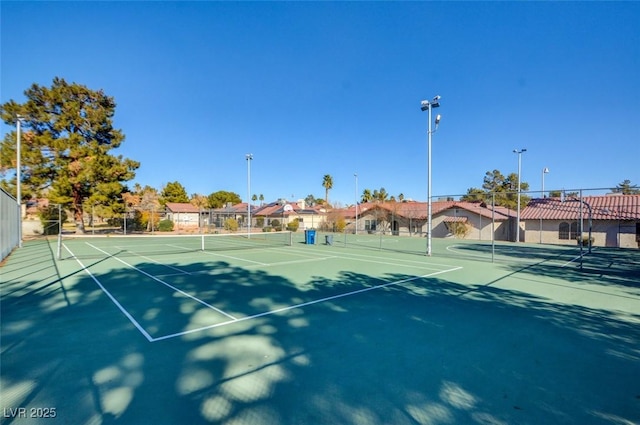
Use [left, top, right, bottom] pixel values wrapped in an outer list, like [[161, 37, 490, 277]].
[[224, 218, 239, 232], [262, 226, 272, 232], [286, 220, 299, 232], [450, 222, 471, 239], [577, 235, 594, 246], [256, 217, 264, 227], [158, 219, 174, 232]]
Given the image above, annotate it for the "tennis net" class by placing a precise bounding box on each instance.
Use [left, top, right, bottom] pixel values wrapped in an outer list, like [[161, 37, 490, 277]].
[[57, 231, 293, 260]]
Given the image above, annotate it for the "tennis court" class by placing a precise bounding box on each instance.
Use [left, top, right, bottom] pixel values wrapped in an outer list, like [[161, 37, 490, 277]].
[[1, 232, 639, 424]]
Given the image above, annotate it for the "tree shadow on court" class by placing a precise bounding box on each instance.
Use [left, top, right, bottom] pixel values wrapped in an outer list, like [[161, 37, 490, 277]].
[[1, 240, 639, 424]]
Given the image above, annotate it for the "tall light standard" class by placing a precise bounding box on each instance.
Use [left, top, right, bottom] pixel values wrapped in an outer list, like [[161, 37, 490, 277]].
[[16, 115, 24, 248], [421, 95, 441, 256], [540, 167, 550, 243], [541, 167, 549, 198], [513, 148, 527, 243], [246, 154, 253, 237], [354, 173, 358, 235]]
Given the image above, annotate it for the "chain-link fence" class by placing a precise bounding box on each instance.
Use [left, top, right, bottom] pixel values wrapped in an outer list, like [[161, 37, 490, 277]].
[[1, 188, 20, 261]]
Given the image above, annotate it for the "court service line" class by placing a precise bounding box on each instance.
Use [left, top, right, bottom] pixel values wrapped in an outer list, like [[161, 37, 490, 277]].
[[281, 245, 460, 268], [124, 250, 192, 275], [271, 246, 450, 271], [63, 244, 154, 342], [197, 249, 268, 265], [251, 256, 337, 268], [86, 243, 237, 320], [151, 266, 463, 342]]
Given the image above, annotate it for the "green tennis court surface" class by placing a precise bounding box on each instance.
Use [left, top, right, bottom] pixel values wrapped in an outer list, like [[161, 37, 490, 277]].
[[1, 233, 639, 424]]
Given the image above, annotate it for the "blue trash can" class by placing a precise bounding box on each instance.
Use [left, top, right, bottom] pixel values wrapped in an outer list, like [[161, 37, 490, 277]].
[[305, 229, 316, 244]]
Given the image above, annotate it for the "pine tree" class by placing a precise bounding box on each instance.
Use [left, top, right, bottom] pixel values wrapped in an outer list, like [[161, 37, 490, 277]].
[[0, 77, 139, 233]]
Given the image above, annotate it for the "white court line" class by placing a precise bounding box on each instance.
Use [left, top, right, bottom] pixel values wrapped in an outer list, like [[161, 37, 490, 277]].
[[247, 256, 337, 268], [155, 257, 335, 276], [296, 246, 460, 268], [63, 244, 154, 342], [559, 247, 598, 267], [86, 242, 237, 321], [123, 250, 192, 275], [198, 248, 268, 265], [151, 266, 463, 342], [270, 245, 454, 271], [131, 241, 270, 266]]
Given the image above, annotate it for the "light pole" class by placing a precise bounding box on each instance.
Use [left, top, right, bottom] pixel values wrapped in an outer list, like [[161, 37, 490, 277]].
[[354, 173, 358, 235], [513, 148, 527, 243], [540, 167, 549, 243], [420, 95, 441, 256], [246, 154, 253, 237], [16, 115, 24, 248]]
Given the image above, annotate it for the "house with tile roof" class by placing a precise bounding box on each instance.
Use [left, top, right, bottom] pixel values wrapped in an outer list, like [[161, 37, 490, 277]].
[[343, 200, 515, 241], [164, 202, 203, 229], [520, 194, 640, 248], [252, 200, 326, 231]]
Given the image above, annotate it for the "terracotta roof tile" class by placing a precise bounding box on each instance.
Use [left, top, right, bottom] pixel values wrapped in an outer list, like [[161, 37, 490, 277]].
[[165, 202, 200, 213], [521, 195, 640, 220], [337, 201, 511, 221]]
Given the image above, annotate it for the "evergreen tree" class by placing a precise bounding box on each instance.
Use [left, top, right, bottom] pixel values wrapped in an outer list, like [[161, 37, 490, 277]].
[[207, 190, 242, 208], [0, 77, 139, 233], [161, 181, 189, 203], [463, 169, 530, 209], [613, 179, 640, 195]]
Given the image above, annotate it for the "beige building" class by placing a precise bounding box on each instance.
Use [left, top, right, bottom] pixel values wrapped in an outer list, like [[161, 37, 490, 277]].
[[342, 201, 515, 241], [520, 195, 640, 248]]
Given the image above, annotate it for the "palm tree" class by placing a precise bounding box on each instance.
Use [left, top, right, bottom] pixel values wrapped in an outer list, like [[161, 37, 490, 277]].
[[251, 194, 258, 204], [259, 194, 264, 205], [398, 193, 405, 202], [377, 187, 388, 202], [361, 189, 373, 203], [322, 174, 333, 206]]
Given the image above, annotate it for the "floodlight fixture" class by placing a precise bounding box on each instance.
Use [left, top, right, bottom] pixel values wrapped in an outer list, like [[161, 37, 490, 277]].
[[420, 95, 441, 112]]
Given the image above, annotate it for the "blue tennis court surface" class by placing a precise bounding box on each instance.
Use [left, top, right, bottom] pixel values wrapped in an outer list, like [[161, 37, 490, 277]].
[[1, 235, 639, 424]]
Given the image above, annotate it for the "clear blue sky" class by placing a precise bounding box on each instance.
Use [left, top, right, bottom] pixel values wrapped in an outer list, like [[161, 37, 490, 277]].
[[2, 1, 639, 205]]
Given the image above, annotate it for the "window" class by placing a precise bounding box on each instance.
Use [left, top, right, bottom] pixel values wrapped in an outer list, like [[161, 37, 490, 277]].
[[559, 221, 581, 240], [559, 222, 570, 239], [365, 220, 377, 231]]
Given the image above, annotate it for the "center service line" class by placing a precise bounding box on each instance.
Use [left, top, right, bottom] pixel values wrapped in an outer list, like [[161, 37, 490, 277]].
[[152, 266, 463, 342]]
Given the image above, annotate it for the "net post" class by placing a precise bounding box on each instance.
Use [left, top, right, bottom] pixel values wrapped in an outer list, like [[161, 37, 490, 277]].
[[57, 233, 62, 260], [201, 234, 205, 251], [287, 230, 292, 246], [57, 204, 62, 260]]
